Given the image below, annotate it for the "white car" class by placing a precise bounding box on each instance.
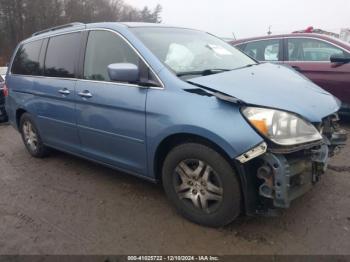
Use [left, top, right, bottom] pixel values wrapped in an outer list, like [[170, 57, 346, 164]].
[[0, 67, 8, 80]]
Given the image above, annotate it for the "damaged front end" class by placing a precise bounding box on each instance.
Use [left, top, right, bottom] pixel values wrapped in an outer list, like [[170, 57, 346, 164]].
[[184, 83, 347, 215], [236, 113, 347, 213]]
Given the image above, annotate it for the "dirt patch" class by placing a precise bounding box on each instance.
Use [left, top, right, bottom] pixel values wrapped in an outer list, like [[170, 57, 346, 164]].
[[0, 122, 349, 255]]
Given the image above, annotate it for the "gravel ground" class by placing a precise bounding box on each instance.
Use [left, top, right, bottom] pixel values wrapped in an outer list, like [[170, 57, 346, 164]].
[[0, 121, 349, 255]]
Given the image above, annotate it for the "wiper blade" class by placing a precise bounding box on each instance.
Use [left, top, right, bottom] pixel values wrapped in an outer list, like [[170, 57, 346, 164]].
[[176, 68, 232, 77], [234, 63, 258, 70], [176, 64, 259, 77]]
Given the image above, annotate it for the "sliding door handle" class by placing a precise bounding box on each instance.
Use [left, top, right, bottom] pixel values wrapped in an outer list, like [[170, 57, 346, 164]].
[[78, 90, 92, 98]]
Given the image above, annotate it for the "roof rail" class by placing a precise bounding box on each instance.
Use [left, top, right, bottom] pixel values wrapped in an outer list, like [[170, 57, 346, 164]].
[[32, 22, 85, 37]]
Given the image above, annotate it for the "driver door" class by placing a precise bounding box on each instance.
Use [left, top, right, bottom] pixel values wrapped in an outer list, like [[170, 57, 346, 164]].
[[75, 30, 148, 175], [284, 37, 350, 104]]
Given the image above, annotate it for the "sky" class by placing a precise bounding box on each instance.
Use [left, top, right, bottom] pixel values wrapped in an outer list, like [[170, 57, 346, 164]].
[[127, 0, 350, 39]]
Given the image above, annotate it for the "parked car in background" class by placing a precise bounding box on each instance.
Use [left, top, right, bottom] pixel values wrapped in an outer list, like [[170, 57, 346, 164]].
[[0, 67, 8, 80], [231, 33, 350, 114], [5, 22, 347, 227], [0, 75, 8, 122]]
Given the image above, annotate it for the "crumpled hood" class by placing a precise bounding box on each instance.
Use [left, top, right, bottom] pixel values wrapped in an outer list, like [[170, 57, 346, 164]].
[[188, 63, 340, 122]]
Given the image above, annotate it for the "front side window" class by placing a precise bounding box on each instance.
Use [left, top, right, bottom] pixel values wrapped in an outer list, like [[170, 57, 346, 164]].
[[131, 28, 255, 76], [11, 40, 43, 75], [241, 39, 280, 61], [84, 31, 139, 82], [288, 38, 345, 61], [44, 33, 81, 78]]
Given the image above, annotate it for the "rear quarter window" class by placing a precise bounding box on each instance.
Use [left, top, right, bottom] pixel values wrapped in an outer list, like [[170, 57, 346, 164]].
[[44, 32, 81, 78], [11, 40, 43, 75]]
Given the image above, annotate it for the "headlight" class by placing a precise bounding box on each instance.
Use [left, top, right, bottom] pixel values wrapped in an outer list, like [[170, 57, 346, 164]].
[[242, 107, 322, 146]]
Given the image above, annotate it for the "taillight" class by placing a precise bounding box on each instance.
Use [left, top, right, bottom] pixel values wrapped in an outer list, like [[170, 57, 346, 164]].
[[2, 84, 8, 97]]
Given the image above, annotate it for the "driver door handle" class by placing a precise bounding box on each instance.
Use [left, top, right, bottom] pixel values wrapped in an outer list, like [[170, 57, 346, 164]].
[[58, 88, 70, 95]]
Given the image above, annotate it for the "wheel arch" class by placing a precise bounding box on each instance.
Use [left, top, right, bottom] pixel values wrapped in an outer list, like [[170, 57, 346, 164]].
[[153, 132, 241, 182], [15, 108, 27, 129]]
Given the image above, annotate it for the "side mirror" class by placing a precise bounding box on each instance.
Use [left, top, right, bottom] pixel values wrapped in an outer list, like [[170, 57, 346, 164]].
[[107, 63, 139, 83], [330, 54, 350, 64]]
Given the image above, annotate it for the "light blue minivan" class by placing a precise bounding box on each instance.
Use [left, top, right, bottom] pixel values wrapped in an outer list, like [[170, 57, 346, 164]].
[[5, 22, 347, 227]]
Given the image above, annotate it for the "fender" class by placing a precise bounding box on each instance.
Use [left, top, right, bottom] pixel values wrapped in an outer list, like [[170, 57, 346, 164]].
[[145, 88, 264, 179]]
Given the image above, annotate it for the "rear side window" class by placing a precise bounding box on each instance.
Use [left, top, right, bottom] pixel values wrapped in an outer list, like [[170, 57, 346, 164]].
[[240, 39, 281, 61], [11, 40, 43, 75], [83, 31, 139, 82], [288, 38, 345, 61], [44, 33, 81, 78]]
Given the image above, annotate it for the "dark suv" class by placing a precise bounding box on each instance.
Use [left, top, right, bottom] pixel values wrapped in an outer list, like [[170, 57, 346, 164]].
[[0, 75, 8, 122], [231, 33, 350, 113]]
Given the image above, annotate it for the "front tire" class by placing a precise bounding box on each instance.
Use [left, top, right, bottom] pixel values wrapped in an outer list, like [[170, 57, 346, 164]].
[[162, 143, 241, 227], [19, 113, 49, 158]]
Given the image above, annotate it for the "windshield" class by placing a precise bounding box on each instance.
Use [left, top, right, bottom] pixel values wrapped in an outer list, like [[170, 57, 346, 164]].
[[131, 27, 256, 76]]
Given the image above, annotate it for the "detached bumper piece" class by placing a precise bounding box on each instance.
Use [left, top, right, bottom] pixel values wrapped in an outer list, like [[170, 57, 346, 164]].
[[236, 142, 267, 163]]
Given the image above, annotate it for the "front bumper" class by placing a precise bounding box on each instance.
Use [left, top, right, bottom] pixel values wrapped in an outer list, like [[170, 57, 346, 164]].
[[257, 145, 328, 208], [238, 117, 347, 212]]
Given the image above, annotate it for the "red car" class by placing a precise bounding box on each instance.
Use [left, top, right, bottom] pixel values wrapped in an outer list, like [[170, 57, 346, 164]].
[[231, 33, 350, 114]]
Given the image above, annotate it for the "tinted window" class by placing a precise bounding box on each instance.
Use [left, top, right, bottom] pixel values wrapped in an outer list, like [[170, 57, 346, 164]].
[[288, 38, 345, 61], [12, 40, 43, 75], [242, 39, 280, 61], [84, 31, 139, 82], [44, 33, 81, 78]]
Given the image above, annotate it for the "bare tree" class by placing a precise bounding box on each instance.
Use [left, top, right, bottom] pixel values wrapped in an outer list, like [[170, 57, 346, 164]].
[[0, 0, 162, 63]]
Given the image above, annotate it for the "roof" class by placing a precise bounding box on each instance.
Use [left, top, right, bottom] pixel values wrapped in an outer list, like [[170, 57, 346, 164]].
[[25, 22, 193, 43], [230, 33, 350, 50], [121, 22, 180, 28]]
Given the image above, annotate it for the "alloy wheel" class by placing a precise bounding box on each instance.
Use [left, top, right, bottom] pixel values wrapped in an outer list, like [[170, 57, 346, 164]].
[[174, 159, 224, 213], [22, 120, 38, 152]]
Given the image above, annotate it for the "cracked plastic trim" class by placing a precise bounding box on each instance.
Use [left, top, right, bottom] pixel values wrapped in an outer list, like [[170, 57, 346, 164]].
[[236, 142, 267, 163]]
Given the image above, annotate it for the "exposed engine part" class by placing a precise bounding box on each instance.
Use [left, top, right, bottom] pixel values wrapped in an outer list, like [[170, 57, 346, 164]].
[[256, 147, 328, 208], [311, 144, 329, 164], [257, 165, 274, 198], [321, 113, 347, 156]]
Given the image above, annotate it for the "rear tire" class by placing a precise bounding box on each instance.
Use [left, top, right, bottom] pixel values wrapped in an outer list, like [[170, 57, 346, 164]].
[[162, 143, 241, 227], [19, 113, 49, 158]]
